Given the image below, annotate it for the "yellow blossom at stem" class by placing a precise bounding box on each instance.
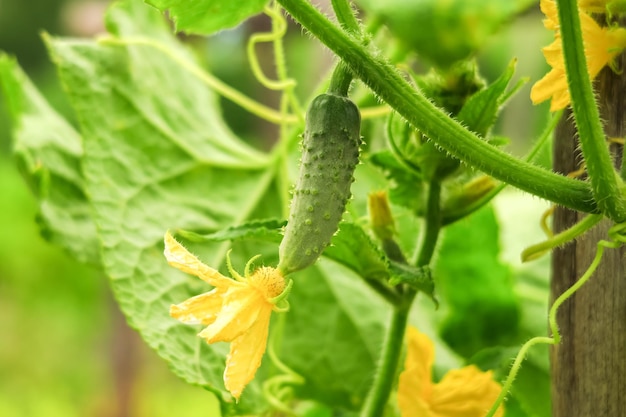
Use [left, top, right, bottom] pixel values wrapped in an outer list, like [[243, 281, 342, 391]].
[[531, 0, 626, 111], [397, 327, 504, 417], [164, 231, 291, 400]]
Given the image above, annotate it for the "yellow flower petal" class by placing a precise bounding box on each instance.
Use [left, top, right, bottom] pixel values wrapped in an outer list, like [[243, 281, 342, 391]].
[[164, 231, 233, 288], [398, 327, 504, 417], [539, 0, 558, 30], [165, 232, 289, 400], [582, 13, 626, 77], [170, 287, 226, 325], [430, 366, 504, 417], [403, 327, 434, 394], [530, 66, 569, 112], [398, 327, 436, 417], [197, 286, 266, 343], [224, 306, 272, 400], [531, 0, 626, 111]]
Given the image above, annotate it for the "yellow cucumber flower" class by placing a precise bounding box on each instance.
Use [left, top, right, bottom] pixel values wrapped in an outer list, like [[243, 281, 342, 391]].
[[164, 231, 291, 400], [531, 0, 626, 111], [397, 327, 504, 417]]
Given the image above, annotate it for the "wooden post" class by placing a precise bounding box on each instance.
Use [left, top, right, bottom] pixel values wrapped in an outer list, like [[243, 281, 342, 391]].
[[551, 26, 626, 417]]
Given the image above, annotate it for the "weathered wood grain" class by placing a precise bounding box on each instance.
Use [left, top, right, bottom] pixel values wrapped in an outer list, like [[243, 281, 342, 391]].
[[551, 30, 626, 417]]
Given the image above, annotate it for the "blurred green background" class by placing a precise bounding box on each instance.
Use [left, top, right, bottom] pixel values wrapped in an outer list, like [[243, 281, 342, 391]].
[[0, 1, 222, 416], [0, 1, 551, 416]]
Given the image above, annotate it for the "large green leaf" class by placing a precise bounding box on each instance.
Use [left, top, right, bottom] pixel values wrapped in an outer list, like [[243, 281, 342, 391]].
[[434, 205, 520, 358], [46, 0, 272, 413], [0, 55, 100, 265], [144, 0, 268, 35], [282, 260, 388, 411], [369, 149, 425, 215]]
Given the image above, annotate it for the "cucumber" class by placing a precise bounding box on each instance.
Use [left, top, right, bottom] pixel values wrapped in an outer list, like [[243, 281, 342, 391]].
[[278, 93, 361, 275]]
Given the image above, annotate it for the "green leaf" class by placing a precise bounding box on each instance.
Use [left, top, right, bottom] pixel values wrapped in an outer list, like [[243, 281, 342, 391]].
[[281, 260, 388, 410], [144, 0, 269, 35], [325, 222, 389, 281], [45, 0, 273, 412], [385, 111, 422, 178], [412, 62, 485, 114], [434, 204, 520, 358], [388, 261, 435, 302], [369, 150, 424, 214], [328, 222, 436, 303], [175, 218, 285, 244], [456, 59, 518, 137], [383, 110, 460, 184], [176, 219, 390, 281], [0, 54, 100, 265]]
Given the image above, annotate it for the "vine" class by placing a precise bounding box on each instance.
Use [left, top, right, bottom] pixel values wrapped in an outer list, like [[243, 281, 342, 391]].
[[486, 221, 626, 417]]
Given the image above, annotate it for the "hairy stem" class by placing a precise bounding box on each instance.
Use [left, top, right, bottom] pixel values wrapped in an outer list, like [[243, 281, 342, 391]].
[[331, 0, 361, 35], [416, 181, 442, 266], [556, 0, 625, 221], [359, 300, 412, 417], [276, 0, 597, 213], [328, 63, 354, 96], [361, 180, 442, 416]]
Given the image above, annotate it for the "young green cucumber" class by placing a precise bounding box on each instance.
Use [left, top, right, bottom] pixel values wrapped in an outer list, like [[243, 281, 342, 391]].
[[278, 93, 361, 275]]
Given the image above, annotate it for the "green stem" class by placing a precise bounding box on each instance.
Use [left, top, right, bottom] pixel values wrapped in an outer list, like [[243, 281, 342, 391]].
[[359, 301, 412, 417], [521, 213, 602, 261], [557, 0, 625, 221], [328, 0, 360, 96], [268, 3, 305, 121], [415, 180, 442, 266], [547, 230, 622, 343], [276, 0, 597, 214], [328, 63, 354, 96], [268, 2, 303, 217], [361, 180, 442, 417], [331, 0, 361, 35], [484, 335, 555, 417]]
